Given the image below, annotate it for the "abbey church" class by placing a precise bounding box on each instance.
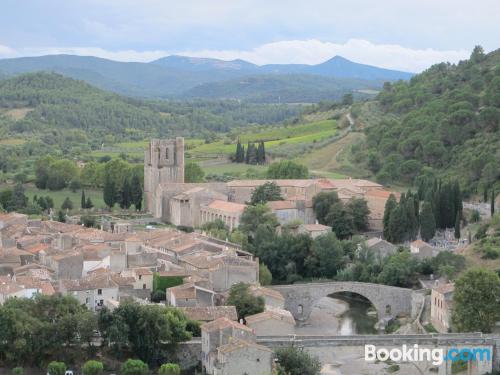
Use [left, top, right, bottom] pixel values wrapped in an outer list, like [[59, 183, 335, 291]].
[[144, 138, 395, 231]]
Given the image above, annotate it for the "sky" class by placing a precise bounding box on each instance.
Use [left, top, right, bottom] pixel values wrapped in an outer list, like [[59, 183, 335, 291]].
[[0, 0, 498, 72]]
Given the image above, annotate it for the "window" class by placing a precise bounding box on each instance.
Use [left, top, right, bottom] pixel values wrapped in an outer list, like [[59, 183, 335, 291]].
[[97, 289, 102, 295], [139, 275, 142, 280], [85, 297, 89, 304], [143, 284, 146, 289], [165, 148, 169, 160]]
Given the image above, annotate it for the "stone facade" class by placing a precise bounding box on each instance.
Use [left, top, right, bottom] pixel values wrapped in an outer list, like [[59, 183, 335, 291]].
[[430, 283, 454, 333], [144, 138, 185, 213]]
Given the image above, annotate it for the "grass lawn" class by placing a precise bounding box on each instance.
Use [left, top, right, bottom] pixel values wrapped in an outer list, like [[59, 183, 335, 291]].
[[22, 185, 106, 210]]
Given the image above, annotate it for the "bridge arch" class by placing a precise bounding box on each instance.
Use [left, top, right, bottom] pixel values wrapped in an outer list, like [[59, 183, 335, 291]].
[[270, 282, 414, 323]]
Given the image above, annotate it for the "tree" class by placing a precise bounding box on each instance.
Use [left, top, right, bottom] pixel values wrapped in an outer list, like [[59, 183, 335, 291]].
[[257, 141, 266, 164], [234, 140, 244, 163], [121, 359, 149, 375], [158, 364, 180, 375], [61, 197, 73, 210], [57, 210, 65, 223], [9, 184, 28, 211], [184, 162, 204, 183], [342, 93, 354, 106], [47, 362, 66, 375], [120, 178, 132, 209], [346, 198, 370, 232], [275, 347, 321, 375], [259, 263, 272, 285], [226, 282, 265, 320], [325, 202, 354, 240], [239, 204, 279, 238], [130, 174, 143, 211], [312, 191, 341, 224], [452, 268, 500, 333], [454, 213, 461, 239], [86, 197, 94, 209], [82, 361, 103, 375], [81, 190, 86, 209], [383, 194, 398, 240], [305, 232, 345, 278], [420, 201, 436, 242], [250, 182, 283, 205], [103, 175, 116, 209], [266, 160, 308, 179], [245, 142, 257, 164]]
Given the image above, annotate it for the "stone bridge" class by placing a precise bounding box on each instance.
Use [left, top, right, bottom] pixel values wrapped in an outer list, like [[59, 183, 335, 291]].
[[271, 281, 415, 321]]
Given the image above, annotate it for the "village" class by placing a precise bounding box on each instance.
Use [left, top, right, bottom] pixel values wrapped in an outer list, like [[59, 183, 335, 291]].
[[0, 138, 481, 375]]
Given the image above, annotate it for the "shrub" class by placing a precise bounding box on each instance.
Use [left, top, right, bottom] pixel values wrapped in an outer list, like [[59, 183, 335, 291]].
[[82, 360, 104, 375], [158, 364, 180, 375], [47, 361, 66, 375], [12, 367, 24, 375], [121, 359, 149, 375]]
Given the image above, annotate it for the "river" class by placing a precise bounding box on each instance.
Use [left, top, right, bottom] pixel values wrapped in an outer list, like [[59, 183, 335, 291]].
[[295, 293, 378, 335]]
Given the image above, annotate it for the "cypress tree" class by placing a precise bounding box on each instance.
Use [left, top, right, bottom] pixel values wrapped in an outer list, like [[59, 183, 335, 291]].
[[241, 145, 245, 163], [120, 178, 132, 209], [103, 175, 115, 209], [388, 205, 405, 243], [130, 174, 143, 211], [405, 198, 418, 241], [454, 213, 461, 239], [86, 197, 93, 209], [235, 140, 243, 163], [383, 194, 397, 240], [420, 201, 436, 242], [81, 190, 86, 209], [483, 186, 488, 203]]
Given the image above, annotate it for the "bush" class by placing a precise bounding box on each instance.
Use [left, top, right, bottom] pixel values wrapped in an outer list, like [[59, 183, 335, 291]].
[[121, 359, 149, 375], [11, 367, 23, 375], [158, 364, 180, 375], [82, 360, 104, 375], [47, 361, 66, 375]]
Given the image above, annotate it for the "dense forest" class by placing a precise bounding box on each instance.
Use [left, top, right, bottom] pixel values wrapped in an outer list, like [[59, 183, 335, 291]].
[[356, 47, 500, 193]]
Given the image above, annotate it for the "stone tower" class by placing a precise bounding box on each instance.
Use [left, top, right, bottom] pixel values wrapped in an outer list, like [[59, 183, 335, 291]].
[[144, 138, 184, 213]]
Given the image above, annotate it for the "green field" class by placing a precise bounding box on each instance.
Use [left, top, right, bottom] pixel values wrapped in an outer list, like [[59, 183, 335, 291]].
[[23, 185, 106, 210], [189, 120, 337, 156], [201, 162, 268, 176]]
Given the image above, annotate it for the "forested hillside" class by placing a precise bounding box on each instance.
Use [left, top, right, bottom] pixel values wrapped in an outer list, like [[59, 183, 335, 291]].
[[357, 47, 500, 193], [183, 74, 380, 103]]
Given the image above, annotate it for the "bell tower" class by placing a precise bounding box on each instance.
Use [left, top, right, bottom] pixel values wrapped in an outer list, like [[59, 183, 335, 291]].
[[144, 137, 184, 213]]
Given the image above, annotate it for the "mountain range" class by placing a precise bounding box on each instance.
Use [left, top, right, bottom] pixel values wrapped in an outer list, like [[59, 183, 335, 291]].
[[0, 54, 413, 102]]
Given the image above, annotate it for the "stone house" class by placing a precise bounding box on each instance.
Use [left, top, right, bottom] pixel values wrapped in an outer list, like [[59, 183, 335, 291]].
[[201, 317, 256, 375], [166, 282, 216, 307], [180, 306, 238, 323], [180, 254, 258, 293], [430, 283, 454, 333], [200, 200, 247, 231], [365, 237, 397, 259], [245, 308, 295, 336], [60, 274, 119, 312], [410, 239, 436, 259], [43, 251, 84, 279], [249, 286, 285, 309], [214, 339, 274, 375], [298, 223, 332, 238]]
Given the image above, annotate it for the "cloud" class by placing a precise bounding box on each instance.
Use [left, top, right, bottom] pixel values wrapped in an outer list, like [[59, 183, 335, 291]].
[[0, 39, 471, 73]]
